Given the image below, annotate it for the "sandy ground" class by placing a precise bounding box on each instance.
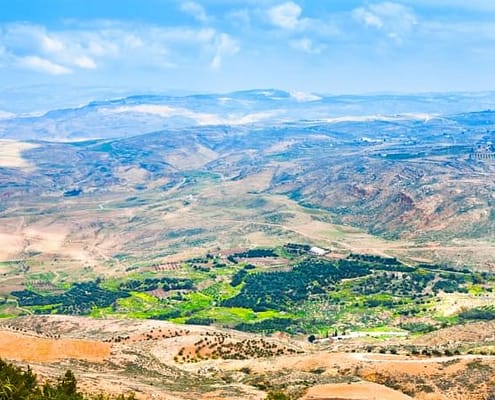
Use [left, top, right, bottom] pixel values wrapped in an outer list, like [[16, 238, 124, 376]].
[[23, 223, 70, 254], [0, 140, 38, 169], [0, 232, 25, 260], [1, 316, 495, 400], [302, 381, 413, 400], [0, 330, 110, 362]]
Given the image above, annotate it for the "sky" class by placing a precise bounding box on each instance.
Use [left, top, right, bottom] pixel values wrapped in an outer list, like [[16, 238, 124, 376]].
[[0, 0, 495, 105]]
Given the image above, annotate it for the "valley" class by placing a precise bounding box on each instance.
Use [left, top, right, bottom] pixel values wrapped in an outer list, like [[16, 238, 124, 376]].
[[2, 91, 495, 399]]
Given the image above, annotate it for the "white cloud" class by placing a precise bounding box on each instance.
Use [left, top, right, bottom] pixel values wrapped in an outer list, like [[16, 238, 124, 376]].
[[40, 34, 65, 53], [123, 34, 144, 49], [210, 33, 239, 69], [87, 39, 118, 56], [0, 23, 105, 72], [0, 110, 15, 119], [0, 43, 7, 66], [353, 2, 417, 43], [264, 2, 340, 53], [19, 55, 71, 75], [353, 8, 383, 29], [180, 1, 208, 23], [73, 55, 97, 69], [267, 2, 302, 30], [289, 37, 324, 54], [0, 22, 239, 75]]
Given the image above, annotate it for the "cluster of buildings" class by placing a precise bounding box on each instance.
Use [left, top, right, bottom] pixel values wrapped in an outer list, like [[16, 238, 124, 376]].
[[471, 143, 495, 160]]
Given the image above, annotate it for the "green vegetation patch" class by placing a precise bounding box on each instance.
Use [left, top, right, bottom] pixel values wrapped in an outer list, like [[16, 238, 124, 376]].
[[223, 258, 371, 312], [8, 245, 495, 336], [0, 358, 135, 400], [235, 317, 297, 333], [459, 306, 495, 321], [12, 281, 129, 315], [118, 276, 194, 292]]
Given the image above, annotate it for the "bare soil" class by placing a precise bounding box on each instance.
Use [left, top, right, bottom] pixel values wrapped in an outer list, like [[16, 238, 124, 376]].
[[0, 330, 110, 362], [302, 381, 413, 400]]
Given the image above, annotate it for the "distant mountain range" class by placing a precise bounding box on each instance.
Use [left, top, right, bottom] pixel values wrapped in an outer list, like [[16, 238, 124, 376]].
[[2, 89, 495, 141]]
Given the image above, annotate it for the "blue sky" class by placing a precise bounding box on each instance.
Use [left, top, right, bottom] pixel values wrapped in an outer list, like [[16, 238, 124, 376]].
[[1, 0, 495, 101]]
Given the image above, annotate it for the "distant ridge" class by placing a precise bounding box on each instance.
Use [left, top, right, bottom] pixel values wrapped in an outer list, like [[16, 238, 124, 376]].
[[3, 91, 495, 141]]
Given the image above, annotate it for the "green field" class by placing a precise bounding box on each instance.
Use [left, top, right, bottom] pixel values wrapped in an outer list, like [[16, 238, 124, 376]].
[[7, 244, 495, 337]]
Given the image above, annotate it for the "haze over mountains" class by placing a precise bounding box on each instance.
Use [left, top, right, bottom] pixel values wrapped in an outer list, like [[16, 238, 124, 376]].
[[3, 89, 495, 141]]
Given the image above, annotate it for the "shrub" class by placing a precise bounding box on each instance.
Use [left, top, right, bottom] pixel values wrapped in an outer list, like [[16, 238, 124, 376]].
[[265, 391, 291, 400]]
